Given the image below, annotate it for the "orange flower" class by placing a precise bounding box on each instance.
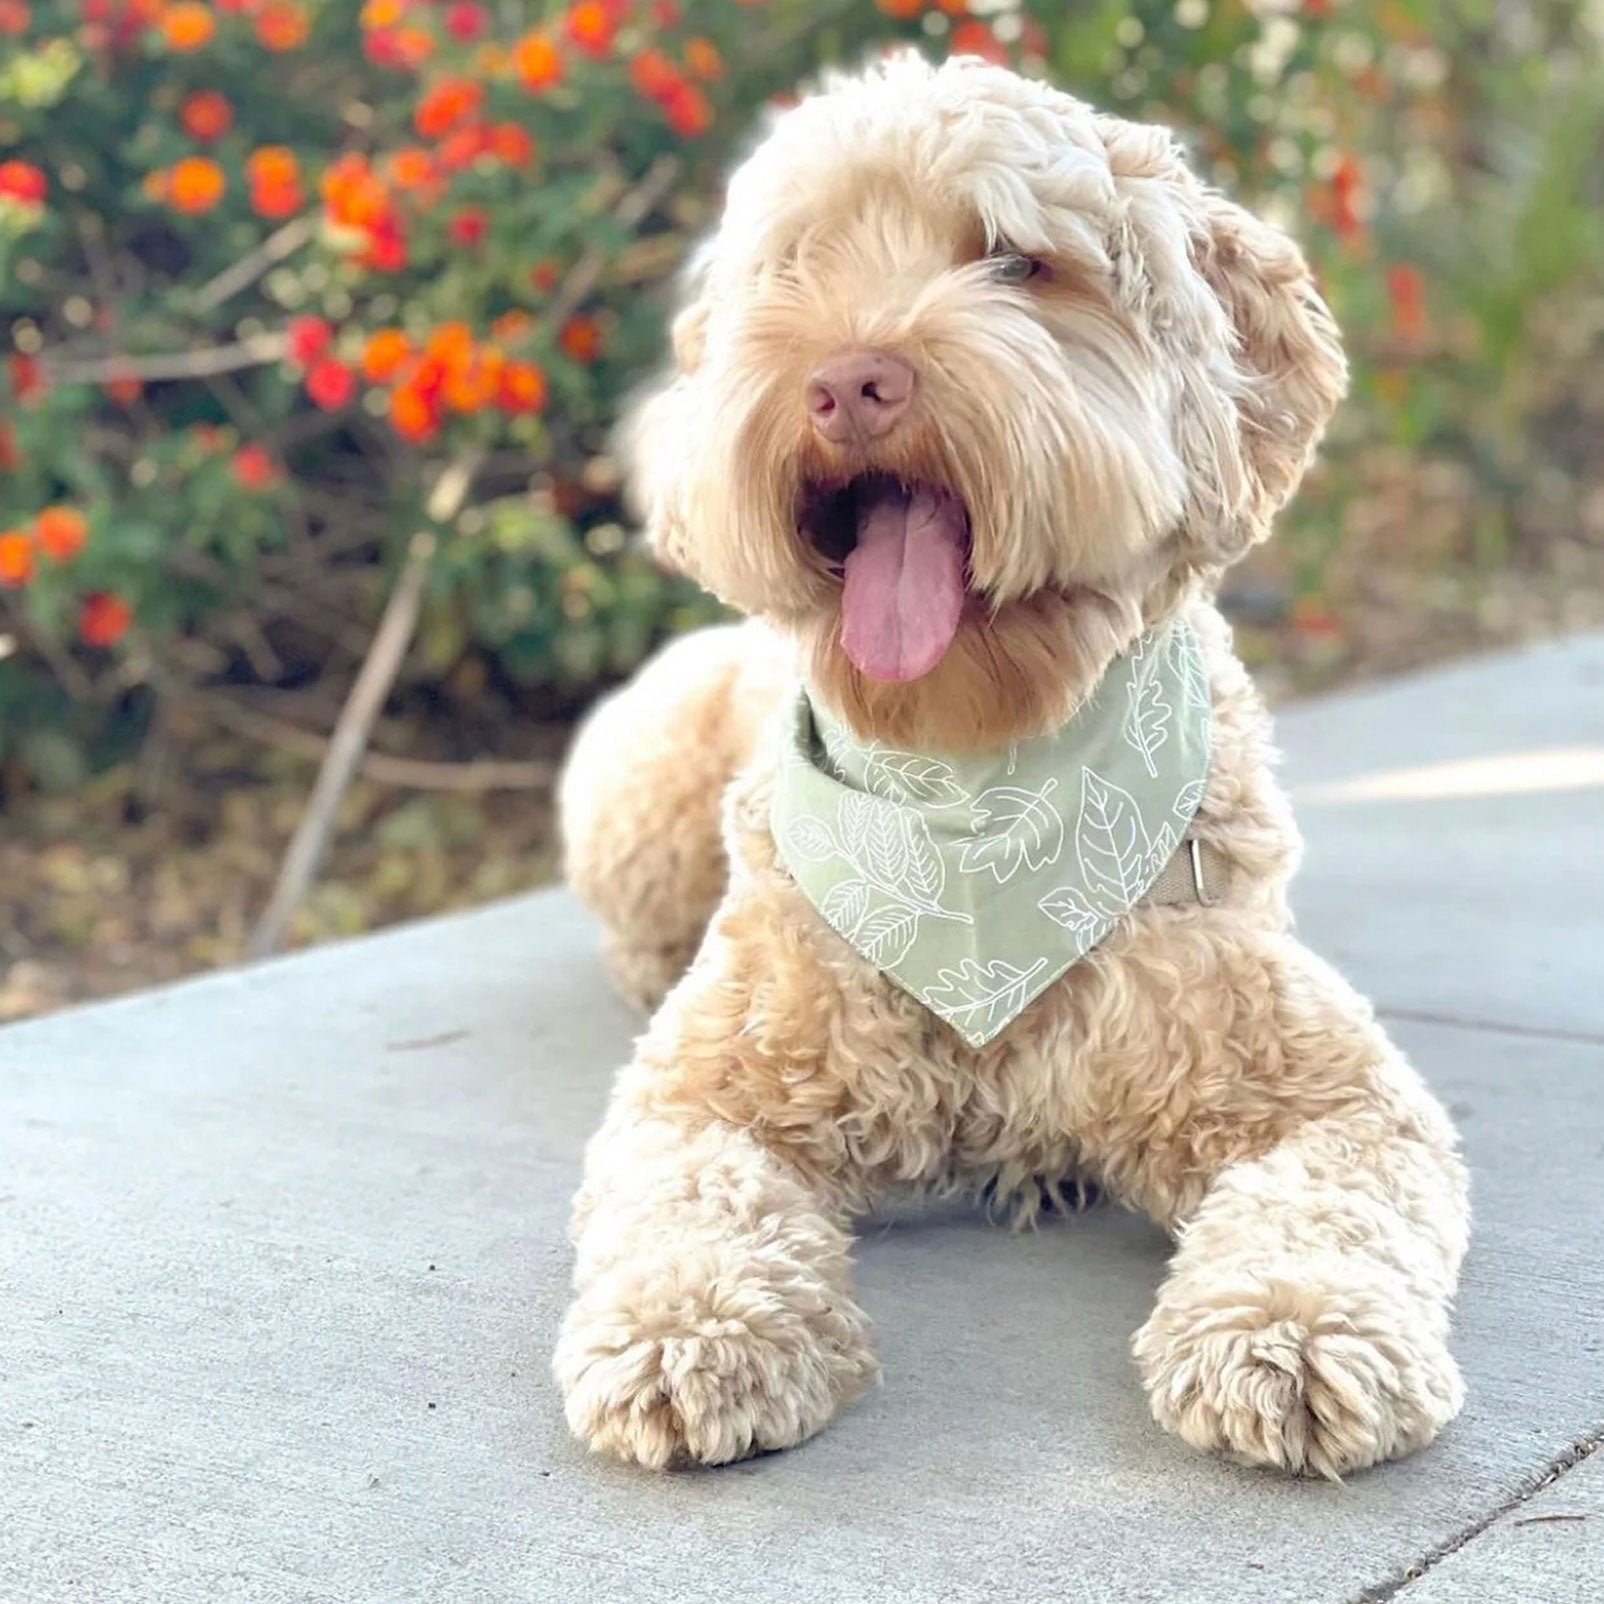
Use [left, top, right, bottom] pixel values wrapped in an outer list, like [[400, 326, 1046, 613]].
[[389, 383, 439, 442], [490, 309, 533, 343], [251, 180, 304, 218], [362, 328, 412, 382], [386, 147, 437, 191], [180, 90, 233, 141], [1330, 154, 1364, 243], [875, 0, 922, 16], [448, 207, 488, 248], [169, 155, 226, 214], [414, 77, 483, 139], [161, 2, 215, 51], [0, 160, 47, 205], [286, 314, 332, 365], [683, 37, 722, 83], [0, 2, 30, 38], [255, 1, 308, 50], [362, 217, 409, 272], [949, 20, 1007, 63], [564, 1, 616, 59], [105, 371, 143, 406], [444, 2, 487, 41], [497, 359, 547, 414], [513, 32, 562, 92], [629, 48, 676, 100], [442, 347, 502, 413], [437, 122, 492, 173], [935, 0, 969, 13], [559, 315, 603, 364], [6, 352, 45, 403], [36, 506, 89, 563], [246, 146, 299, 190], [390, 26, 435, 68], [489, 122, 535, 168], [80, 592, 133, 648], [0, 528, 35, 587], [322, 153, 390, 229], [1386, 262, 1427, 343], [231, 444, 282, 491], [425, 321, 474, 363], [360, 0, 404, 27], [661, 80, 712, 138], [305, 357, 355, 410]]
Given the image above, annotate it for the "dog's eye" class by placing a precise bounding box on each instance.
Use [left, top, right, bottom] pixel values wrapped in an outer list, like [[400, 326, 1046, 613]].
[[990, 251, 1047, 285]]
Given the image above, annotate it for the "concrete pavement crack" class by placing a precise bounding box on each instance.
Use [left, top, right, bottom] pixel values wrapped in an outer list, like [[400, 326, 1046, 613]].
[[1349, 1425, 1604, 1602]]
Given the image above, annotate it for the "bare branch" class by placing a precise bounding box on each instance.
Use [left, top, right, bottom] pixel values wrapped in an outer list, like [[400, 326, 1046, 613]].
[[43, 333, 288, 386], [247, 447, 485, 958], [548, 154, 681, 329], [195, 690, 553, 793], [192, 214, 319, 312]]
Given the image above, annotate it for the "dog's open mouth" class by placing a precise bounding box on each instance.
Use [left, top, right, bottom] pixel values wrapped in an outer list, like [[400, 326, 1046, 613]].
[[797, 472, 972, 684]]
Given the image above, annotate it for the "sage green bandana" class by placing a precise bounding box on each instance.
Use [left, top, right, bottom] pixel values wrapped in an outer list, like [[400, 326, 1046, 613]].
[[771, 617, 1212, 1045]]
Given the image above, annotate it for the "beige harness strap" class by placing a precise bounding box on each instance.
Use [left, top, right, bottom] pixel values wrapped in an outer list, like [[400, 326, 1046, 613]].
[[1140, 839, 1228, 909]]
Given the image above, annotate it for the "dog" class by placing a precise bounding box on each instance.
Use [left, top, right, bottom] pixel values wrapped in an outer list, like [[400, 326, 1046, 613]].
[[553, 52, 1469, 1479]]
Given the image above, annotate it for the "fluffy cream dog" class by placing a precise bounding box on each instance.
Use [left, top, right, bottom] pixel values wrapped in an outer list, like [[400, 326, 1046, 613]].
[[554, 52, 1469, 1479]]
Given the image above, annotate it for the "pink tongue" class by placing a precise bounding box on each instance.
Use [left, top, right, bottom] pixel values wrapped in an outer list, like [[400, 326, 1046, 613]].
[[840, 486, 967, 682]]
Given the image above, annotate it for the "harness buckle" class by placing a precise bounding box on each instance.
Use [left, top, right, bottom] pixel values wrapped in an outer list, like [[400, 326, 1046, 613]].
[[1188, 838, 1213, 908]]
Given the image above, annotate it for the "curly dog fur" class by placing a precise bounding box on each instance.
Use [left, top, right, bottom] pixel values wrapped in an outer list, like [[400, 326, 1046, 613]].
[[554, 53, 1469, 1478]]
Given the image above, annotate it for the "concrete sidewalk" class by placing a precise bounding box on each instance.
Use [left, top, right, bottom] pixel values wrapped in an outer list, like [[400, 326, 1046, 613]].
[[3, 634, 1602, 1604]]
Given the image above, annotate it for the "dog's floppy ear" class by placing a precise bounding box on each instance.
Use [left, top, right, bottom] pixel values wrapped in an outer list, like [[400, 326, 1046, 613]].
[[1193, 193, 1347, 547]]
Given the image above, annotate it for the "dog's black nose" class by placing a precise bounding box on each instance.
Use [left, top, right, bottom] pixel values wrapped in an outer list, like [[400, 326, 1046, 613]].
[[806, 350, 915, 445]]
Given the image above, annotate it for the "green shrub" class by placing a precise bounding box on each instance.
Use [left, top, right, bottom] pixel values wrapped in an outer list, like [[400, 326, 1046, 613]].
[[2, 0, 1600, 785]]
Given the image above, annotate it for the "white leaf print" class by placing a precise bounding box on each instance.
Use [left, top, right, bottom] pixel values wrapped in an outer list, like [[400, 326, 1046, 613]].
[[1171, 625, 1210, 715], [958, 779, 1064, 884], [899, 812, 947, 908], [783, 816, 837, 863], [1123, 664, 1172, 779], [863, 748, 967, 808], [857, 900, 922, 967], [821, 879, 869, 934], [1075, 767, 1152, 908], [921, 957, 1050, 1034], [842, 793, 911, 889], [1174, 779, 1207, 820], [1037, 884, 1112, 936], [1143, 819, 1179, 880]]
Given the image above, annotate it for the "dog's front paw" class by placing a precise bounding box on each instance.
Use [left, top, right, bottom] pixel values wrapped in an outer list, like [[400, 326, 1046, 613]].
[[553, 1241, 878, 1469], [1133, 1260, 1463, 1479]]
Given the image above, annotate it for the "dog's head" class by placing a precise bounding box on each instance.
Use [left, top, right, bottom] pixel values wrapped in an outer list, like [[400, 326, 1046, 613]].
[[626, 52, 1345, 748]]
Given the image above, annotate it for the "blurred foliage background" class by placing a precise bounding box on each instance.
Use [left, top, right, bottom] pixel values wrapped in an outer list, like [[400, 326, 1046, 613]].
[[1, 0, 1601, 1015]]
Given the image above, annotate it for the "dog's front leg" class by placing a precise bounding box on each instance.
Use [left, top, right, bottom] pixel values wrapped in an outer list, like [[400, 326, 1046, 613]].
[[553, 1016, 877, 1468], [1108, 937, 1470, 1478]]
